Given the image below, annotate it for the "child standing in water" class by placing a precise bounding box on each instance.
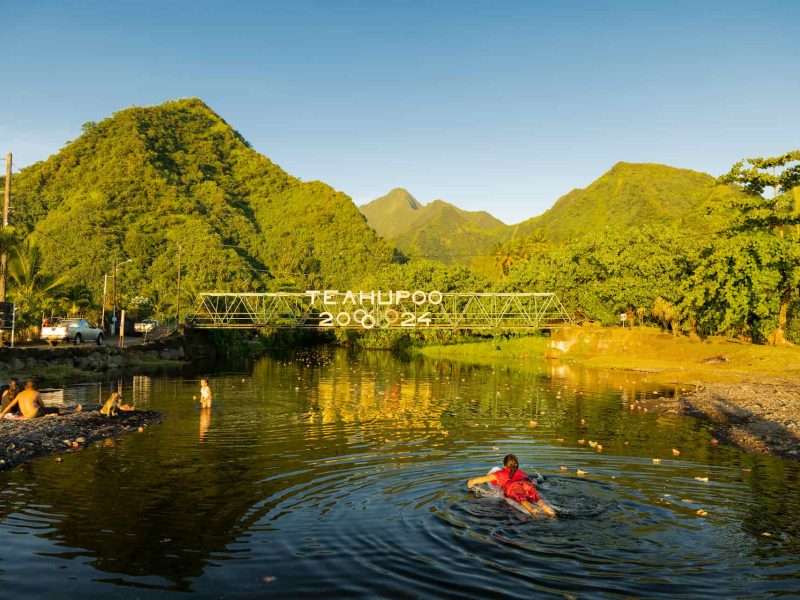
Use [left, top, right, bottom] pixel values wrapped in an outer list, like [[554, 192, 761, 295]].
[[468, 454, 556, 518], [199, 378, 213, 408]]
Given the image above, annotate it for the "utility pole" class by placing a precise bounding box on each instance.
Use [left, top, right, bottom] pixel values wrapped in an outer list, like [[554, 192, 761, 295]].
[[101, 273, 108, 330], [112, 261, 117, 336], [1, 152, 11, 302], [176, 243, 182, 325]]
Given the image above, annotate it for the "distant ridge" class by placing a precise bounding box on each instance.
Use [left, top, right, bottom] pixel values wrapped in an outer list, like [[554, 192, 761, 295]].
[[359, 190, 506, 264], [360, 162, 740, 276]]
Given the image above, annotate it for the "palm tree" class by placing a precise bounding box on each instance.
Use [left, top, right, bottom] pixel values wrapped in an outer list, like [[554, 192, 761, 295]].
[[652, 297, 680, 336], [7, 238, 68, 327], [493, 241, 516, 276], [59, 284, 94, 317]]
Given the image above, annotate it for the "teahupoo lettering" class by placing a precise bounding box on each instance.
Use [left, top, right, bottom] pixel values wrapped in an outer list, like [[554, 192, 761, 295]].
[[305, 290, 443, 306]]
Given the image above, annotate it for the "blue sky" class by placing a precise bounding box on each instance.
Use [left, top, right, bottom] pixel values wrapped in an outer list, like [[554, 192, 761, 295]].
[[3, 0, 799, 223]]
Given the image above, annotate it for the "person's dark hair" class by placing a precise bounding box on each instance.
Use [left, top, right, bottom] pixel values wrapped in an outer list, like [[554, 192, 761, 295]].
[[503, 454, 520, 481]]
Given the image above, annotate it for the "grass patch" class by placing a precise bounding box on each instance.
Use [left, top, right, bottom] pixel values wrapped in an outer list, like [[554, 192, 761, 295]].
[[550, 327, 800, 384], [414, 327, 800, 386], [416, 335, 549, 364]]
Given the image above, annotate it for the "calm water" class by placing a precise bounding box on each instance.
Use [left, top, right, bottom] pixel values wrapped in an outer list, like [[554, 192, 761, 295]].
[[1, 348, 799, 598]]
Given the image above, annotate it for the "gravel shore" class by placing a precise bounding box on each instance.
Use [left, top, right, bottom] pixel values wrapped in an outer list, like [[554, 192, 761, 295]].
[[0, 410, 162, 470], [638, 380, 800, 460]]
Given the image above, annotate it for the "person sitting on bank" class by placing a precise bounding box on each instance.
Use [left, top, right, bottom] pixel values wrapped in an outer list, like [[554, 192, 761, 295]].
[[0, 379, 82, 419], [0, 378, 20, 415]]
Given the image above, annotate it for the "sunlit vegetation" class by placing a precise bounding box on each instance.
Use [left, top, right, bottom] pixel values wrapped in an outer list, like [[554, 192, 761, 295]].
[[1, 98, 399, 332], [0, 98, 797, 348], [500, 152, 800, 344]]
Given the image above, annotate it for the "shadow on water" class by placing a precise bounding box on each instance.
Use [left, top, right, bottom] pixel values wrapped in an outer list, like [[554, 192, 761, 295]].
[[0, 347, 798, 597]]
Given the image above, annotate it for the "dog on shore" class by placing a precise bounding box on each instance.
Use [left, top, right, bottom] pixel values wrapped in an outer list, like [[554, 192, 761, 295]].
[[100, 392, 122, 416]]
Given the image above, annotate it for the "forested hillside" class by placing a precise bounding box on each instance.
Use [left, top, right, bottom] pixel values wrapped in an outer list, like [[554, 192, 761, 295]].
[[2, 98, 796, 347], [361, 163, 739, 276], [515, 162, 739, 243], [359, 188, 423, 239], [5, 98, 398, 326]]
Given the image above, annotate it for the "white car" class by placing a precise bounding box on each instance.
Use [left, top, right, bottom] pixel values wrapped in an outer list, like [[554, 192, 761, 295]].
[[41, 318, 104, 346], [134, 319, 159, 334]]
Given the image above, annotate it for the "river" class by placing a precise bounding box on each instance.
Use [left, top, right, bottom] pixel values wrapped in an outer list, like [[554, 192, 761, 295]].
[[0, 348, 798, 598]]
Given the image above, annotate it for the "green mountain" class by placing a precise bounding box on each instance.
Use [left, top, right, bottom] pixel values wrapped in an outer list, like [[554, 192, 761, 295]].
[[516, 162, 736, 243], [360, 191, 506, 264], [392, 199, 506, 264], [359, 188, 423, 239], [361, 163, 739, 277], [6, 98, 398, 316]]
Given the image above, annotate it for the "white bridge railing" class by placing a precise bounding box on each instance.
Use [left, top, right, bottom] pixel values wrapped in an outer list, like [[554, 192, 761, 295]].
[[185, 291, 573, 330]]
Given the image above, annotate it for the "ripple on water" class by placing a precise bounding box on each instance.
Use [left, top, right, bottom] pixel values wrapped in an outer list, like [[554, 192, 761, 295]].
[[0, 350, 799, 598]]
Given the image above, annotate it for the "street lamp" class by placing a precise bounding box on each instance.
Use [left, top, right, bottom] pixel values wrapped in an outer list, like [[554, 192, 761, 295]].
[[111, 259, 132, 336]]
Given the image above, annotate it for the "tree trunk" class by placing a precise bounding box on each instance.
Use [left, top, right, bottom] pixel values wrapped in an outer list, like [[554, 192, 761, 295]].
[[768, 292, 791, 347]]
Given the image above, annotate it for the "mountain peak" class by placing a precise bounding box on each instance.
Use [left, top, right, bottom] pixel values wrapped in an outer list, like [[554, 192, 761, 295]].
[[359, 188, 423, 237]]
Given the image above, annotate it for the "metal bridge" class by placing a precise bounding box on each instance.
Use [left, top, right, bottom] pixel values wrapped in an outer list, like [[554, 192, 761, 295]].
[[185, 292, 573, 330]]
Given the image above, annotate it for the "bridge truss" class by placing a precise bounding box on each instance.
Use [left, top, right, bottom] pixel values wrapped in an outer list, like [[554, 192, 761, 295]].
[[185, 292, 573, 330]]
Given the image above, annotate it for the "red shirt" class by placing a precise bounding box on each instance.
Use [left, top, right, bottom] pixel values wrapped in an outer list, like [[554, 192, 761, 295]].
[[492, 468, 530, 486], [492, 468, 540, 503]]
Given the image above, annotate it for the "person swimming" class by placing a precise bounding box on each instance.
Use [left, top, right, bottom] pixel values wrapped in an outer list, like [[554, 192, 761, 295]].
[[467, 453, 557, 518]]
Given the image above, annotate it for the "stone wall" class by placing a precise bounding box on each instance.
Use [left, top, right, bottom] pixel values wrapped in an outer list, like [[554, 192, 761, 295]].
[[0, 336, 190, 376]]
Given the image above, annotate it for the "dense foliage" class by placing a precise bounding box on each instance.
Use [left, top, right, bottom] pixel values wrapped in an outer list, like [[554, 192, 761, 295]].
[[2, 99, 397, 330], [361, 163, 741, 279], [1, 98, 796, 347], [501, 152, 800, 344]]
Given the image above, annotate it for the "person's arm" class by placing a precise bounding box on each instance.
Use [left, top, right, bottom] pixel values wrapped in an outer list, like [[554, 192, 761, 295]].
[[0, 396, 19, 417], [467, 474, 498, 488]]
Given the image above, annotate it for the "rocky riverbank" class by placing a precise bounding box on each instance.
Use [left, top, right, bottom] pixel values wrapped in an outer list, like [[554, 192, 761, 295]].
[[634, 380, 800, 460], [0, 410, 162, 470], [421, 329, 800, 461]]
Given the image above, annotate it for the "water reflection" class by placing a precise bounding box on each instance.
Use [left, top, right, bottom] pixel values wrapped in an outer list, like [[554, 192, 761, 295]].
[[198, 407, 212, 440], [0, 348, 798, 597]]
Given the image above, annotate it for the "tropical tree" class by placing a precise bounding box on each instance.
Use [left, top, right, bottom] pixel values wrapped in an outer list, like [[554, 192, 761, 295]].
[[493, 229, 549, 276], [7, 238, 68, 328], [698, 151, 800, 344], [493, 240, 516, 276], [59, 283, 94, 317]]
